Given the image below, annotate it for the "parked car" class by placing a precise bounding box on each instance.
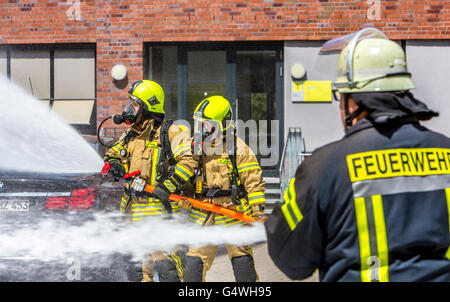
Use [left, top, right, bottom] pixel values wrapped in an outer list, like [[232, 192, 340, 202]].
[[0, 170, 129, 281]]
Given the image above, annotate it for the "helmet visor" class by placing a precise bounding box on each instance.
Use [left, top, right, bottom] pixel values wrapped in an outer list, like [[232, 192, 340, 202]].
[[313, 28, 389, 89]]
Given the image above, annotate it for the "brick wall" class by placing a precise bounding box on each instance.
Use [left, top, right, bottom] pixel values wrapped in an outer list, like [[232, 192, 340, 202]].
[[1, 0, 449, 122]]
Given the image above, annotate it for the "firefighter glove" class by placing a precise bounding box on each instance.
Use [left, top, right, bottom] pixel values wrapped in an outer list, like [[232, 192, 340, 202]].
[[153, 185, 173, 214], [178, 199, 193, 210], [109, 160, 126, 181], [251, 204, 266, 219]]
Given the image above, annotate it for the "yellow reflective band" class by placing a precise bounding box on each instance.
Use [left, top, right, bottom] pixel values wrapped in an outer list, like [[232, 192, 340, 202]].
[[237, 162, 261, 173], [170, 253, 184, 278], [347, 148, 450, 183], [248, 192, 264, 198], [150, 148, 160, 186], [173, 143, 191, 159], [446, 188, 450, 233], [191, 209, 208, 217], [281, 178, 303, 231], [112, 144, 124, 154], [249, 198, 266, 205], [174, 164, 193, 182], [371, 195, 389, 282], [215, 215, 246, 226], [146, 141, 158, 148], [132, 207, 180, 217], [120, 197, 127, 212], [248, 192, 266, 205], [446, 188, 450, 259], [189, 210, 208, 225], [354, 196, 372, 282], [164, 179, 176, 193]]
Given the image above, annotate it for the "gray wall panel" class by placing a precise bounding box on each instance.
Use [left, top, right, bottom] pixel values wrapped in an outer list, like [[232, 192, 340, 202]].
[[406, 40, 450, 137], [284, 41, 344, 152]]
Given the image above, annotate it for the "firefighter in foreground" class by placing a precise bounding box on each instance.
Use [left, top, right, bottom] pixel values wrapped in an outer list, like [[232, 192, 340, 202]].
[[180, 96, 266, 282], [265, 28, 450, 281], [103, 80, 196, 282]]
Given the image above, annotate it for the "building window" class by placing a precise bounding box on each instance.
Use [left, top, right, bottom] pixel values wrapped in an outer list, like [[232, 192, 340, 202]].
[[0, 44, 96, 135], [145, 42, 283, 176]]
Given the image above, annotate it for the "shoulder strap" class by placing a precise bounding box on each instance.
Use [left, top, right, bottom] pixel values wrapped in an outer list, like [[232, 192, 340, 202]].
[[160, 120, 177, 166], [227, 129, 247, 205]]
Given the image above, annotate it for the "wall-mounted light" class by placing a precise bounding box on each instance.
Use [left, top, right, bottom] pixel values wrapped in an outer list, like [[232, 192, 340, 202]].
[[291, 63, 306, 81], [111, 64, 127, 81]]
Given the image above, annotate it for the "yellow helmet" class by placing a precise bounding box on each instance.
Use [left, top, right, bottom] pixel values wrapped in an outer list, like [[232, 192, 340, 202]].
[[193, 96, 233, 132], [192, 96, 234, 144], [128, 80, 165, 114]]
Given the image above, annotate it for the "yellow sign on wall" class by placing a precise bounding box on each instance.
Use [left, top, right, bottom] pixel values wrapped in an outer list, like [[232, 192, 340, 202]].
[[292, 80, 332, 103]]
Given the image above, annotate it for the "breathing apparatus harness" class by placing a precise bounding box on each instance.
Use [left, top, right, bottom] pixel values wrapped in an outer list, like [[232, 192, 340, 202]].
[[99, 112, 178, 214], [191, 126, 247, 207]]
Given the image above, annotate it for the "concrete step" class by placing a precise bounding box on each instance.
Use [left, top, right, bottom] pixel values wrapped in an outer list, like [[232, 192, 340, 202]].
[[265, 188, 281, 196], [263, 177, 281, 213]]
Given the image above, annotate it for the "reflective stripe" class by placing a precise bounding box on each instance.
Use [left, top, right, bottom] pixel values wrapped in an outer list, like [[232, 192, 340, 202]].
[[372, 195, 389, 282], [164, 179, 176, 193], [112, 143, 124, 154], [354, 195, 389, 282], [170, 253, 184, 278], [174, 164, 193, 182], [131, 206, 180, 220], [352, 174, 450, 198], [189, 209, 208, 225], [446, 188, 450, 260], [237, 162, 261, 173], [281, 178, 303, 231], [120, 197, 128, 212], [446, 188, 450, 234], [150, 148, 160, 186], [145, 141, 158, 148], [215, 216, 246, 226], [173, 143, 191, 159], [189, 205, 251, 226], [248, 192, 266, 205], [354, 197, 372, 282]]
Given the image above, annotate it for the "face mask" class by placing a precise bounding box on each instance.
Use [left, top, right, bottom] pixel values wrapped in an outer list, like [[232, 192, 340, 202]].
[[113, 100, 140, 125], [194, 119, 222, 143]]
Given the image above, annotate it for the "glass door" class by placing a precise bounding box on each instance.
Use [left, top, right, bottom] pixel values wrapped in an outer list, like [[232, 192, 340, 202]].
[[146, 43, 283, 176], [187, 50, 227, 125], [236, 50, 279, 175]]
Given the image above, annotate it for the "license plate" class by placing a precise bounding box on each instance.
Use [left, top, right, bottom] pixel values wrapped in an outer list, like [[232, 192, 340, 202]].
[[0, 200, 30, 212]]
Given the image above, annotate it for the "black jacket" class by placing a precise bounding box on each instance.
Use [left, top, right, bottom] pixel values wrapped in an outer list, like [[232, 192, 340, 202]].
[[265, 118, 450, 282]]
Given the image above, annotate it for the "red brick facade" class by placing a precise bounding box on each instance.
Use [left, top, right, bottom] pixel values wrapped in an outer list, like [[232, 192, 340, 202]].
[[1, 0, 449, 122]]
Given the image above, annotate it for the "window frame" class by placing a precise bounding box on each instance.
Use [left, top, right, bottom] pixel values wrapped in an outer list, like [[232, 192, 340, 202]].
[[0, 43, 97, 135], [144, 41, 284, 176]]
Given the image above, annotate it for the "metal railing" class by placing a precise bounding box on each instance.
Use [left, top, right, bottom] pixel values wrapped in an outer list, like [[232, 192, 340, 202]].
[[279, 127, 312, 196]]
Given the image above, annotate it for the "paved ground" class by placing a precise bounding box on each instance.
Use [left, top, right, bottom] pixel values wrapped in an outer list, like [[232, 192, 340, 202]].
[[206, 242, 318, 282]]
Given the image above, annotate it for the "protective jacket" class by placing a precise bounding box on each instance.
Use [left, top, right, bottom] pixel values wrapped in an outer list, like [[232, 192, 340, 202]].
[[181, 134, 266, 282], [266, 117, 450, 282], [188, 135, 266, 226], [104, 119, 197, 221]]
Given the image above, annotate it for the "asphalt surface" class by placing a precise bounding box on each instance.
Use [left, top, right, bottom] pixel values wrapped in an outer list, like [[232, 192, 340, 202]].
[[205, 242, 319, 282]]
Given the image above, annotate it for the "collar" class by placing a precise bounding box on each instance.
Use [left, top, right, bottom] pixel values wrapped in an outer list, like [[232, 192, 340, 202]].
[[344, 118, 374, 138]]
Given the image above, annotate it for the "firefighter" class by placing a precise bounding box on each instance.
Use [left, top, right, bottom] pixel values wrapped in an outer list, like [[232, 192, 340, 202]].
[[181, 96, 266, 282], [265, 28, 450, 282], [103, 80, 196, 282]]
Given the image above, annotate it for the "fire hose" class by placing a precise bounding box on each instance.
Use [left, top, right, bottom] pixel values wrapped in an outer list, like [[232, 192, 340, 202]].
[[101, 164, 264, 224]]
